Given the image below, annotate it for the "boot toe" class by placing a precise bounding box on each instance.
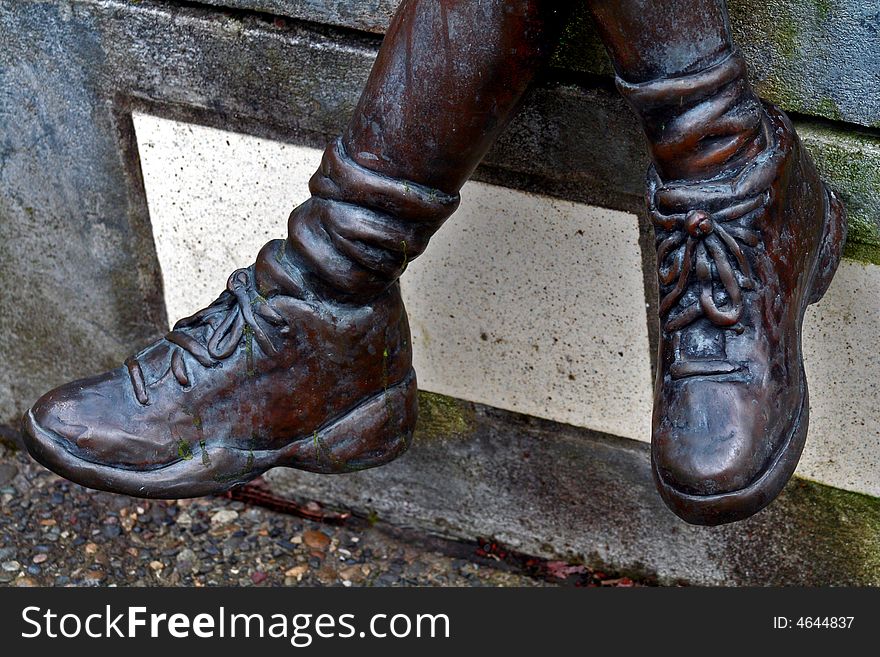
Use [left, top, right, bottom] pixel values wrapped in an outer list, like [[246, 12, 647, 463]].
[[25, 368, 172, 470], [653, 426, 763, 496], [652, 381, 771, 497]]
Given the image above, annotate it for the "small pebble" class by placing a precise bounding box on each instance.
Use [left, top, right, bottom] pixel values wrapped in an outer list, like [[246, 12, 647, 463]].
[[103, 525, 121, 538], [285, 565, 308, 579], [211, 510, 239, 526], [84, 570, 105, 583], [176, 548, 199, 574], [14, 576, 39, 587], [303, 530, 331, 551]]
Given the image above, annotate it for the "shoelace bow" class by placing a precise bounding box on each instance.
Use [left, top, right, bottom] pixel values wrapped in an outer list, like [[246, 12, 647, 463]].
[[652, 191, 767, 332], [126, 268, 287, 405]]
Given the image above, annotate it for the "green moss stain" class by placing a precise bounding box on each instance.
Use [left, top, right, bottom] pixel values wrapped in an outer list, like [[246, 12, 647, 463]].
[[550, 3, 862, 127], [771, 477, 880, 584], [212, 433, 257, 483], [199, 439, 211, 467], [843, 242, 880, 266], [550, 7, 612, 76], [213, 445, 256, 484], [814, 97, 844, 122], [413, 391, 475, 442], [177, 439, 193, 461], [772, 16, 801, 61], [312, 430, 343, 470], [726, 3, 864, 126], [812, 0, 834, 22], [798, 123, 880, 264], [380, 346, 397, 422], [550, 3, 840, 84]]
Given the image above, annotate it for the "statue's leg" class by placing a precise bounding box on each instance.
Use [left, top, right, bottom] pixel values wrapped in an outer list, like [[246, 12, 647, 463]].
[[585, 0, 847, 525], [21, 0, 565, 498]]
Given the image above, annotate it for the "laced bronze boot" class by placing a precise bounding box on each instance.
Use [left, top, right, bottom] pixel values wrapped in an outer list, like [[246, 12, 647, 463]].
[[22, 139, 458, 497], [618, 50, 846, 525], [21, 0, 560, 498]]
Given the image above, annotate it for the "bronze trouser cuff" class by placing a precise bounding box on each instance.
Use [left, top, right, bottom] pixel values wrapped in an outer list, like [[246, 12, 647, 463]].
[[615, 50, 765, 182], [288, 138, 461, 298]]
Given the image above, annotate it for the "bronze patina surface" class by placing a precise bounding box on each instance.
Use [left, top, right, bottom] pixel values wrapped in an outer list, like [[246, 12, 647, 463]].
[[22, 0, 845, 526], [619, 56, 845, 524], [22, 0, 563, 496]]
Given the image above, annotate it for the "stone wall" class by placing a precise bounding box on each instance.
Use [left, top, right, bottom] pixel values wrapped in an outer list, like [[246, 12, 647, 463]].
[[2, 0, 879, 583]]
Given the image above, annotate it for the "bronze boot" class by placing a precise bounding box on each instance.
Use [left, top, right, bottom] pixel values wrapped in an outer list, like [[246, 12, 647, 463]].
[[618, 51, 847, 525], [21, 139, 458, 497], [21, 0, 560, 498]]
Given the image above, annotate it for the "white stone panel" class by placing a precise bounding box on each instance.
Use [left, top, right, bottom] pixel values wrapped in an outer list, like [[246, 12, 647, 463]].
[[800, 261, 880, 494], [134, 113, 880, 497]]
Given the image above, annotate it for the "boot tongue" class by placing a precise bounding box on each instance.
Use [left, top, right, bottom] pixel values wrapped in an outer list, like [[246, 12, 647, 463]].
[[679, 321, 727, 360], [669, 320, 741, 380]]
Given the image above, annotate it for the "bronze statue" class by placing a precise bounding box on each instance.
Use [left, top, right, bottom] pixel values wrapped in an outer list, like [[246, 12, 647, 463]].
[[20, 0, 846, 526]]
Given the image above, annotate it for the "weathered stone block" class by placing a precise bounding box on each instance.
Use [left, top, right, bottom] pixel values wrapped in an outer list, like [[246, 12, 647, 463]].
[[556, 1, 880, 128], [0, 0, 167, 427], [266, 395, 880, 586], [200, 1, 880, 128], [197, 0, 398, 32], [799, 122, 880, 264]]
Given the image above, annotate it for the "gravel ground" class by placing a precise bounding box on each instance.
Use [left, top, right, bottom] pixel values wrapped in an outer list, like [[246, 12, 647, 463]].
[[0, 442, 561, 588]]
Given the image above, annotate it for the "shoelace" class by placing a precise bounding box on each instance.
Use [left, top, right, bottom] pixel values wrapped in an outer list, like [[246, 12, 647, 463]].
[[125, 268, 287, 405], [652, 191, 766, 333]]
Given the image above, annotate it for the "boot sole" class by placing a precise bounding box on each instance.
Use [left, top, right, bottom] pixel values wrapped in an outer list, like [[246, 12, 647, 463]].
[[21, 369, 418, 499], [653, 183, 846, 525]]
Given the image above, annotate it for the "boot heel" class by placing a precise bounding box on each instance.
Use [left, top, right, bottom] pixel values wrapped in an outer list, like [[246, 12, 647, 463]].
[[808, 185, 847, 305], [281, 370, 419, 474]]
